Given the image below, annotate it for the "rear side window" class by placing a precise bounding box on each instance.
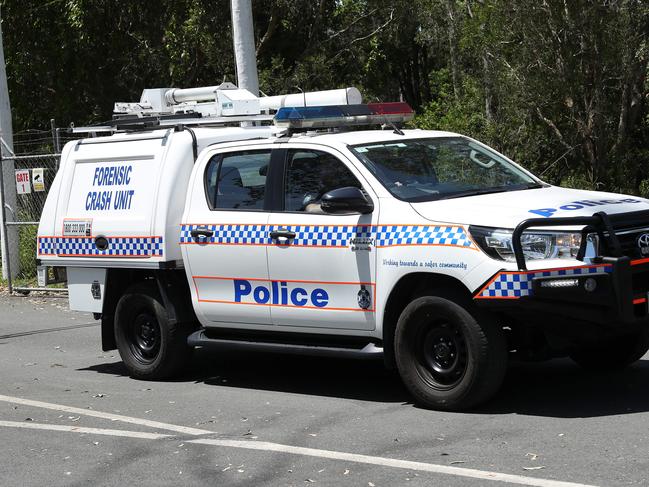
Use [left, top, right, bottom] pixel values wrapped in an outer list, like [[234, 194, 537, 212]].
[[205, 150, 271, 210]]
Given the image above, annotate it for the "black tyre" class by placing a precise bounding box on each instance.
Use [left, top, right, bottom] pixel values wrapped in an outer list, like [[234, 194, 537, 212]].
[[115, 282, 192, 379], [395, 296, 507, 411], [569, 329, 649, 371]]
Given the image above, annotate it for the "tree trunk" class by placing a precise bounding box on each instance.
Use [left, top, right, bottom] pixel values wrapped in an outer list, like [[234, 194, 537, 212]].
[[446, 0, 460, 100], [483, 55, 494, 122]]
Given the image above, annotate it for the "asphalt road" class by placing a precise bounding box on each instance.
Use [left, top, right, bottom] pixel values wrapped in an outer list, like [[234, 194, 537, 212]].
[[1, 292, 648, 487]]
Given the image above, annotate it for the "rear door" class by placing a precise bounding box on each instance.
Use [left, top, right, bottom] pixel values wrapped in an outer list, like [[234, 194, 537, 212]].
[[181, 145, 279, 327]]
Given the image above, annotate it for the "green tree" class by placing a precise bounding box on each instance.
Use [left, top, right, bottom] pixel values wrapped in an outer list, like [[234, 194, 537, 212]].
[[2, 0, 649, 197]]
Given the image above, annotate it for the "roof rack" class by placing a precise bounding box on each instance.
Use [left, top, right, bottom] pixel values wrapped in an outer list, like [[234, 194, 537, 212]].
[[68, 84, 413, 135], [70, 114, 276, 134], [70, 84, 362, 134]]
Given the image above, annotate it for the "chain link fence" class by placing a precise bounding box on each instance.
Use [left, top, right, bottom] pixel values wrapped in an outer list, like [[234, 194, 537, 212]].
[[3, 153, 64, 292], [0, 122, 66, 294]]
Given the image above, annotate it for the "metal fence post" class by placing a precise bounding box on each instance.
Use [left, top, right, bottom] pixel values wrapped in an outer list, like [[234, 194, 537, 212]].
[[50, 119, 61, 154], [0, 148, 12, 293]]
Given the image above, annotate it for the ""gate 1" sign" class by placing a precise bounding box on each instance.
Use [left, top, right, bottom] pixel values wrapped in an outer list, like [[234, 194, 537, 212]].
[[15, 169, 31, 194]]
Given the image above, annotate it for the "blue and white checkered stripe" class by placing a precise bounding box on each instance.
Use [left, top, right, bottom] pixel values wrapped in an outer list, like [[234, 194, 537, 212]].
[[375, 225, 474, 248], [180, 224, 475, 249], [477, 265, 613, 299], [38, 236, 163, 257], [180, 224, 372, 247]]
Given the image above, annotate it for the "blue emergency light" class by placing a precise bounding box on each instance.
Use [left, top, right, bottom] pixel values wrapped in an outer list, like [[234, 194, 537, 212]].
[[273, 102, 414, 129]]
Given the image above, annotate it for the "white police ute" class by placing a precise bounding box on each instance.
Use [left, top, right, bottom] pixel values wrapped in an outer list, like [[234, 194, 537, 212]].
[[37, 84, 649, 411]]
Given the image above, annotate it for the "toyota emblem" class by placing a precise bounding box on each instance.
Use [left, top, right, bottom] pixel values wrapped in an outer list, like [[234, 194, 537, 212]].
[[637, 233, 649, 255]]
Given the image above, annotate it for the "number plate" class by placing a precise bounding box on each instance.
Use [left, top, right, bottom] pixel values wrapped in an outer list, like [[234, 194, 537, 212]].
[[63, 219, 92, 237]]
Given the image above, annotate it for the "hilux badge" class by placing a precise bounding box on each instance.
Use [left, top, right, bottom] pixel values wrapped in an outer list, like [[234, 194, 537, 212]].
[[637, 233, 649, 256]]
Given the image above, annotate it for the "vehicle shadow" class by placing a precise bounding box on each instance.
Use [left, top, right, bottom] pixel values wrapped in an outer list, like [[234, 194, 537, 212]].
[[81, 348, 410, 404], [476, 357, 649, 418], [81, 352, 649, 416]]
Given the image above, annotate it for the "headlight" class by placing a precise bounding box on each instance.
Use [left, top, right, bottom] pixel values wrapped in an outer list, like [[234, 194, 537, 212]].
[[469, 226, 597, 262]]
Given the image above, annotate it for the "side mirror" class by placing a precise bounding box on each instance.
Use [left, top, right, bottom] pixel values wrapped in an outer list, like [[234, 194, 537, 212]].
[[320, 186, 374, 214]]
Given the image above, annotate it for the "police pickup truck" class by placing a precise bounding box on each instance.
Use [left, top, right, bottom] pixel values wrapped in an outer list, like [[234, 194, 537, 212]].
[[37, 85, 649, 411]]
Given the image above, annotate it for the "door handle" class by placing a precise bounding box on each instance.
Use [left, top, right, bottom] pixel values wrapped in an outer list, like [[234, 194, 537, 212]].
[[270, 229, 296, 240], [190, 227, 214, 240]]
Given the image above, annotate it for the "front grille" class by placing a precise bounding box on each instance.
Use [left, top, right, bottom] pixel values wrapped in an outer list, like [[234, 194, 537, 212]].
[[616, 226, 649, 301], [589, 227, 649, 260], [616, 228, 649, 259], [607, 211, 649, 259]]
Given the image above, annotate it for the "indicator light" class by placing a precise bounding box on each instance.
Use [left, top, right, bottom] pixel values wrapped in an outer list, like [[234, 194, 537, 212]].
[[539, 278, 579, 288]]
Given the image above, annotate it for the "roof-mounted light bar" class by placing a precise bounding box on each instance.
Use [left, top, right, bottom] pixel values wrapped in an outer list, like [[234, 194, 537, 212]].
[[273, 102, 414, 129]]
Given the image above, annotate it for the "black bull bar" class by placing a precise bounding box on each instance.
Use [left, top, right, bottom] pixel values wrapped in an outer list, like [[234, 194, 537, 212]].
[[506, 209, 649, 324]]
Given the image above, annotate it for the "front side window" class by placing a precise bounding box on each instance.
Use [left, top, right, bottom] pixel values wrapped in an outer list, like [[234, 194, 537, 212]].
[[205, 150, 271, 210], [350, 137, 539, 202], [284, 150, 362, 213]]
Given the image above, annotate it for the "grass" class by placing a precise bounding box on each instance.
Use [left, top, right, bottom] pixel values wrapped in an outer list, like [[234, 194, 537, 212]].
[[1, 224, 66, 291]]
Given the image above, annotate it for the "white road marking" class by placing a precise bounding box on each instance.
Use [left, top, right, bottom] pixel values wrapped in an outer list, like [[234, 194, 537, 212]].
[[0, 420, 171, 440], [190, 439, 597, 487], [0, 394, 211, 436], [0, 394, 598, 487]]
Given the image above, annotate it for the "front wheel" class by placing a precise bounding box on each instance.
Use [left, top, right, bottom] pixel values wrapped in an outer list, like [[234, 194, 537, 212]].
[[569, 328, 649, 371], [395, 296, 507, 411], [114, 282, 192, 380]]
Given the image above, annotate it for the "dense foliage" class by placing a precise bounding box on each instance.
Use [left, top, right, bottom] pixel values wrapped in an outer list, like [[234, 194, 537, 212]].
[[2, 0, 648, 194]]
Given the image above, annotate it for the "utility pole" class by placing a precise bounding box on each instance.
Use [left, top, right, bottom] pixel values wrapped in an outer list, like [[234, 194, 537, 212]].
[[231, 0, 259, 96], [0, 8, 17, 280]]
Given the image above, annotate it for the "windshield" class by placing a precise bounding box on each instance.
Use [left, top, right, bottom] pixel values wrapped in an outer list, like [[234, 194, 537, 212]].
[[350, 137, 539, 202]]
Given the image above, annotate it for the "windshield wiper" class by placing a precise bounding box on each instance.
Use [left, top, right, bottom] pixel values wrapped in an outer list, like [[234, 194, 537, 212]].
[[523, 182, 545, 189], [436, 187, 510, 200], [435, 182, 544, 201]]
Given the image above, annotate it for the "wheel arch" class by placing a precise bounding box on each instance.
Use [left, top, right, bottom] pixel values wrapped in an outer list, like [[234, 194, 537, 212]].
[[100, 268, 197, 351], [381, 272, 473, 369]]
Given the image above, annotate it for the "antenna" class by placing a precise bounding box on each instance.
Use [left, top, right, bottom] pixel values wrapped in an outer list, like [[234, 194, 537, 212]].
[[372, 97, 405, 135], [293, 86, 307, 108]]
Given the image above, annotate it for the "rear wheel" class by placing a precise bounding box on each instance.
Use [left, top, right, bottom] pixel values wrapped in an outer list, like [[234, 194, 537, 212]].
[[115, 282, 192, 379], [569, 329, 649, 371], [395, 296, 507, 411]]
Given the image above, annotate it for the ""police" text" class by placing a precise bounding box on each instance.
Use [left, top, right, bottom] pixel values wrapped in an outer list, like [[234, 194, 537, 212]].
[[233, 279, 329, 308]]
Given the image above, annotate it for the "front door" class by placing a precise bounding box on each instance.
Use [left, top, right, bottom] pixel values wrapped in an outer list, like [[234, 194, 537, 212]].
[[266, 147, 378, 331]]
